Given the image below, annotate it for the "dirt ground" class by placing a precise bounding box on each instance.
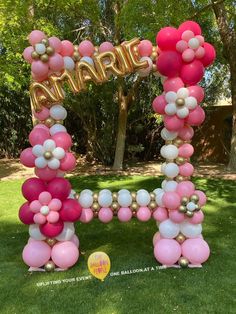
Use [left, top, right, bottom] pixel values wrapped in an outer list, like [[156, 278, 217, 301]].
[[0, 157, 236, 181]]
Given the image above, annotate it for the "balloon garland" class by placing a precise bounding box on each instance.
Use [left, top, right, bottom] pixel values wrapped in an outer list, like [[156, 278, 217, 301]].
[[20, 20, 215, 271]]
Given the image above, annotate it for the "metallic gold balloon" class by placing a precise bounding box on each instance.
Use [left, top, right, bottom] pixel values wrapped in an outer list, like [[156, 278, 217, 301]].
[[30, 82, 60, 112], [152, 64, 157, 72], [175, 233, 186, 244], [75, 193, 80, 200], [55, 119, 64, 124], [46, 46, 54, 56], [45, 261, 56, 272], [92, 202, 100, 211], [33, 119, 39, 126], [73, 51, 80, 61], [194, 204, 200, 211], [179, 205, 187, 213], [46, 238, 57, 247], [41, 38, 49, 47], [93, 193, 98, 201], [176, 175, 185, 182], [186, 210, 194, 218], [150, 192, 156, 201], [74, 45, 79, 51], [122, 38, 148, 70], [115, 45, 133, 73], [112, 192, 118, 201], [181, 197, 189, 205], [178, 257, 189, 268], [151, 52, 157, 61], [190, 194, 199, 203], [44, 151, 53, 160], [111, 202, 119, 211], [44, 117, 55, 127], [40, 54, 49, 62], [176, 157, 185, 165], [175, 98, 185, 107], [31, 51, 39, 60], [131, 192, 137, 201], [174, 138, 184, 146], [149, 201, 157, 210], [131, 202, 138, 211], [49, 70, 79, 99], [165, 140, 173, 145], [76, 61, 102, 90]]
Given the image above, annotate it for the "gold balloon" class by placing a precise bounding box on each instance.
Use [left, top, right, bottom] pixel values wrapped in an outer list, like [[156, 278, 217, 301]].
[[151, 52, 157, 61], [150, 192, 156, 201], [174, 138, 184, 146], [178, 257, 189, 268], [152, 64, 157, 72], [131, 202, 138, 211], [75, 193, 80, 200], [179, 205, 187, 213], [92, 202, 100, 211], [46, 46, 54, 56], [55, 119, 64, 124], [45, 261, 56, 272], [41, 38, 49, 47], [33, 119, 39, 126], [131, 192, 137, 201], [175, 233, 186, 244], [176, 175, 185, 182], [149, 201, 157, 210], [76, 61, 102, 90], [73, 51, 80, 61], [30, 82, 60, 112], [165, 140, 173, 145], [190, 194, 199, 203], [46, 238, 57, 247], [40, 54, 49, 62], [112, 192, 118, 201], [186, 210, 194, 218], [175, 98, 185, 107], [181, 197, 189, 205], [93, 193, 99, 201], [115, 45, 133, 73], [44, 151, 53, 160], [111, 202, 119, 211], [176, 157, 185, 165], [31, 51, 39, 60], [122, 38, 148, 70], [49, 70, 79, 99], [194, 204, 200, 211], [44, 117, 55, 127]]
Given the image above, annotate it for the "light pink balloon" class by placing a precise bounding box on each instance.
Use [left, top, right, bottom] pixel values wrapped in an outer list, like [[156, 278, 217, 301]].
[[169, 210, 185, 223], [163, 77, 184, 92], [154, 239, 181, 265], [60, 152, 76, 171], [38, 191, 52, 205], [136, 207, 151, 222], [49, 53, 64, 72], [182, 48, 195, 63], [33, 106, 50, 120], [22, 241, 51, 267], [29, 128, 50, 146], [178, 143, 194, 158], [34, 123, 49, 131], [23, 46, 34, 63], [70, 234, 80, 248], [78, 40, 95, 56], [181, 30, 195, 41], [34, 212, 47, 224], [152, 95, 167, 114], [99, 42, 114, 53], [153, 231, 163, 246], [185, 106, 205, 126], [179, 162, 194, 177], [178, 125, 194, 141], [194, 190, 207, 206], [195, 35, 204, 45], [48, 36, 62, 53], [28, 30, 46, 46], [47, 211, 60, 223], [138, 40, 153, 56], [31, 71, 49, 82], [162, 192, 181, 210], [153, 207, 168, 222], [20, 148, 36, 167], [35, 167, 58, 181], [79, 208, 94, 223], [181, 238, 210, 264], [187, 85, 204, 103], [117, 207, 132, 222], [52, 132, 72, 150], [31, 60, 49, 77], [187, 210, 204, 224], [176, 181, 195, 198], [29, 200, 42, 213], [60, 40, 74, 56], [195, 47, 205, 59], [164, 115, 185, 132], [176, 40, 188, 53], [51, 241, 79, 269], [48, 198, 62, 211], [98, 208, 113, 223]]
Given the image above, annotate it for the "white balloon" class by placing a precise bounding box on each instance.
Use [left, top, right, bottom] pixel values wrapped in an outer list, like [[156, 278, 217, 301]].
[[161, 128, 178, 141], [186, 202, 197, 212], [180, 221, 202, 238], [80, 189, 93, 195], [164, 180, 178, 192], [155, 190, 164, 206], [99, 189, 112, 196], [159, 219, 180, 238], [79, 193, 93, 208], [43, 139, 56, 152], [29, 224, 46, 240], [165, 103, 177, 115], [153, 188, 164, 196], [48, 158, 60, 169], [161, 180, 167, 189], [188, 38, 200, 49], [64, 56, 75, 70], [50, 124, 67, 136], [53, 147, 65, 159], [161, 162, 166, 174], [177, 87, 189, 99], [164, 162, 179, 178], [69, 189, 76, 199], [138, 57, 153, 76], [161, 144, 179, 160], [98, 193, 113, 207], [80, 56, 94, 66], [35, 156, 47, 168], [56, 222, 75, 241], [118, 193, 132, 207], [165, 91, 177, 103], [35, 43, 46, 55], [136, 190, 151, 206], [177, 107, 189, 118], [118, 189, 130, 195], [32, 144, 44, 157], [50, 105, 67, 120], [185, 96, 198, 110], [40, 205, 50, 215]]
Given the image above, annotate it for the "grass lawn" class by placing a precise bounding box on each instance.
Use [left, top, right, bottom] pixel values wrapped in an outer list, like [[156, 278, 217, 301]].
[[0, 175, 236, 314]]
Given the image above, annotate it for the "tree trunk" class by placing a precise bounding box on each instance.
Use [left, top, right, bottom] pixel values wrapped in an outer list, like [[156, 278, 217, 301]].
[[228, 69, 236, 169]]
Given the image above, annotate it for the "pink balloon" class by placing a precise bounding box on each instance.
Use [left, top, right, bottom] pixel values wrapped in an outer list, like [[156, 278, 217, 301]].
[[162, 192, 181, 210], [164, 115, 185, 132], [29, 128, 50, 146], [178, 125, 194, 141], [28, 30, 46, 46], [188, 210, 204, 224], [153, 207, 168, 222], [157, 51, 182, 77], [182, 238, 210, 264], [34, 212, 47, 224], [60, 152, 76, 171], [47, 211, 60, 223], [22, 178, 47, 202], [79, 208, 94, 223], [136, 207, 151, 222], [99, 42, 114, 53], [152, 95, 167, 114], [31, 71, 49, 82], [52, 132, 72, 150], [176, 181, 195, 198], [156, 27, 181, 51], [48, 37, 62, 53], [19, 202, 34, 224], [138, 40, 153, 56], [169, 210, 185, 223], [185, 106, 205, 126], [179, 162, 194, 177], [187, 85, 204, 103], [98, 208, 113, 223], [60, 199, 82, 222], [33, 106, 50, 120], [31, 60, 49, 76], [22, 241, 51, 267], [153, 231, 163, 246], [23, 46, 34, 63], [154, 239, 181, 265], [20, 148, 36, 167], [60, 40, 74, 56], [180, 60, 204, 85], [48, 198, 62, 211], [176, 40, 188, 53], [117, 207, 132, 222], [201, 43, 216, 67], [33, 123, 49, 131], [38, 191, 52, 205], [178, 21, 202, 36], [29, 200, 42, 213], [182, 48, 195, 63], [51, 241, 79, 269], [70, 234, 80, 248], [49, 53, 64, 72], [78, 40, 95, 57], [194, 190, 207, 206], [40, 220, 64, 237], [163, 77, 184, 92], [178, 143, 194, 158], [35, 167, 58, 181], [181, 30, 195, 41], [47, 177, 71, 200], [195, 47, 205, 59]]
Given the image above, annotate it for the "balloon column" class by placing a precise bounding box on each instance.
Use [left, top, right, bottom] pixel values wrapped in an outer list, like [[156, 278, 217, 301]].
[[20, 20, 215, 271]]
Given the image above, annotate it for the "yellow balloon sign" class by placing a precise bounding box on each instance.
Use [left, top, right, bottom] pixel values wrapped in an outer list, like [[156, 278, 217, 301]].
[[87, 252, 111, 281]]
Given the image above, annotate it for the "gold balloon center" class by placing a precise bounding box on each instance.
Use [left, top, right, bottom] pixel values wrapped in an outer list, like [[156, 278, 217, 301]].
[[44, 151, 53, 160], [175, 98, 185, 107]]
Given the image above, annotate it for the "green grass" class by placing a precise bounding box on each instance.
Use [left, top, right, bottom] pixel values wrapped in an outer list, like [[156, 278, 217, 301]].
[[0, 175, 236, 314]]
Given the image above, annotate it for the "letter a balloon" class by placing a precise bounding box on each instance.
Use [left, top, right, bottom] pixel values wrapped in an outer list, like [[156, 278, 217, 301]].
[[87, 252, 111, 281]]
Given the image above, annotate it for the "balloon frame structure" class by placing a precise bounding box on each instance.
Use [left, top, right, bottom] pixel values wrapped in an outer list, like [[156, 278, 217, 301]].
[[20, 21, 215, 271]]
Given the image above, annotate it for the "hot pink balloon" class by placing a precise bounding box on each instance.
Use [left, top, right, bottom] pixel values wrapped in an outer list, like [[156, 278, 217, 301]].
[[185, 106, 205, 126], [138, 40, 153, 56], [152, 95, 167, 114], [79, 208, 94, 223], [176, 181, 195, 198], [98, 208, 113, 223], [179, 162, 194, 177], [180, 60, 204, 85], [47, 177, 71, 200], [169, 210, 185, 223], [35, 167, 58, 181], [99, 42, 114, 53], [182, 238, 210, 264], [29, 128, 50, 146], [40, 220, 64, 237], [156, 27, 181, 51], [157, 51, 182, 77], [23, 46, 34, 63], [187, 85, 204, 103], [188, 210, 204, 224], [153, 207, 168, 222], [178, 125, 194, 141], [19, 202, 35, 224], [60, 152, 76, 171], [194, 190, 207, 206], [178, 21, 202, 36], [31, 60, 49, 76], [162, 192, 181, 210], [78, 40, 95, 57], [154, 239, 181, 265], [60, 40, 74, 56], [48, 36, 62, 53], [28, 30, 46, 46], [20, 148, 36, 167], [164, 115, 184, 132], [60, 199, 82, 222], [33, 106, 50, 120], [201, 43, 216, 67], [178, 143, 194, 158], [22, 178, 47, 202], [22, 241, 51, 267], [163, 77, 184, 92], [70, 234, 80, 248], [136, 207, 151, 222], [51, 241, 79, 269], [52, 132, 72, 150], [49, 53, 64, 72], [153, 231, 162, 246], [117, 207, 132, 222], [33, 123, 49, 131]]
